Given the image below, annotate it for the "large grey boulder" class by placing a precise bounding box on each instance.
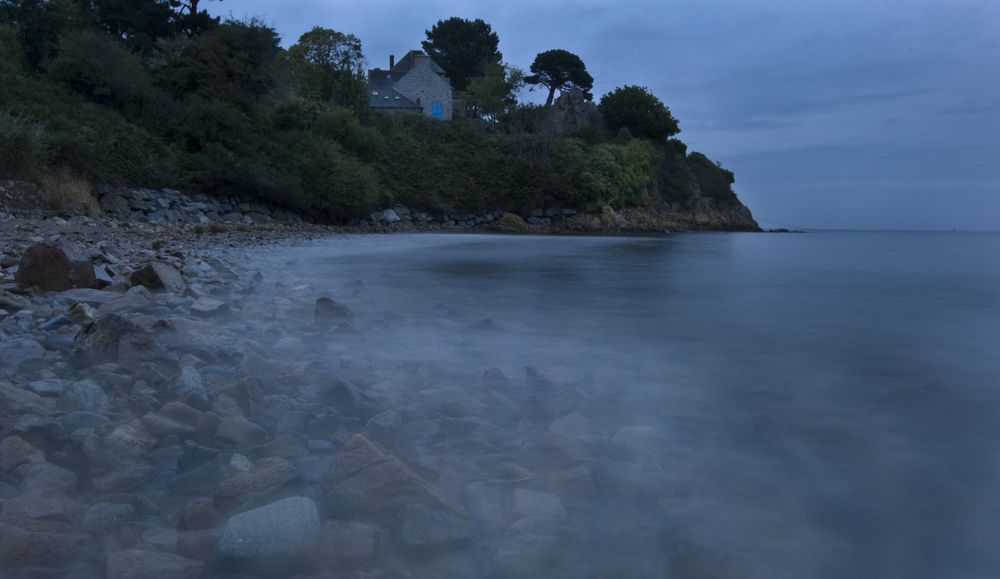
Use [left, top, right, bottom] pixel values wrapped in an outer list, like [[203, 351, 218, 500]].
[[0, 336, 43, 378], [15, 242, 97, 291], [214, 496, 320, 575], [56, 379, 109, 413]]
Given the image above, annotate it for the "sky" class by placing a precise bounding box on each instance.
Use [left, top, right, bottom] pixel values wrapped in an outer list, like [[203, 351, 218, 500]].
[[209, 0, 1000, 230]]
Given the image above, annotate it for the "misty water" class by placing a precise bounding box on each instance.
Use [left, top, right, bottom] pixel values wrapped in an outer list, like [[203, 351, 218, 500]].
[[251, 231, 1000, 578]]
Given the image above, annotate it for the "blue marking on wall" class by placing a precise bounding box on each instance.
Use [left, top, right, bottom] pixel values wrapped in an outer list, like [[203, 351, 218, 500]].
[[432, 101, 443, 120]]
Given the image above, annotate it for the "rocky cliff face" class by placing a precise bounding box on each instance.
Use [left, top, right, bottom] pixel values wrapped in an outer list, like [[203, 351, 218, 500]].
[[555, 199, 759, 234]]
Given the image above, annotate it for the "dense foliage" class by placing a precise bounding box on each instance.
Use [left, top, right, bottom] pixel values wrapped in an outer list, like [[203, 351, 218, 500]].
[[599, 85, 680, 141], [0, 5, 743, 222], [421, 17, 501, 92]]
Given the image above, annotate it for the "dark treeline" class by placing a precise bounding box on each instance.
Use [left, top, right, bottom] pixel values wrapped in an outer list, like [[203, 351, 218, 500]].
[[0, 2, 741, 222]]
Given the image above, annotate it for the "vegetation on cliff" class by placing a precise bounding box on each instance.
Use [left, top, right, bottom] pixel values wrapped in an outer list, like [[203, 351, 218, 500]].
[[0, 4, 752, 226]]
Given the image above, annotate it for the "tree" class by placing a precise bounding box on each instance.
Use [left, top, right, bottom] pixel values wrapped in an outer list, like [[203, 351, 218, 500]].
[[160, 18, 282, 112], [421, 17, 501, 92], [173, 0, 220, 37], [464, 63, 524, 122], [287, 27, 366, 109], [525, 49, 593, 107], [0, 0, 94, 68], [598, 85, 680, 141], [93, 0, 176, 53]]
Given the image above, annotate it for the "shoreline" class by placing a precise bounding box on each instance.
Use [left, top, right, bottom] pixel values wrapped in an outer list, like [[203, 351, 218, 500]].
[[0, 213, 753, 576]]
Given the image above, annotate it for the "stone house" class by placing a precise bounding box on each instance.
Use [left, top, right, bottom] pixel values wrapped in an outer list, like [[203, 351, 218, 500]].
[[368, 50, 453, 120]]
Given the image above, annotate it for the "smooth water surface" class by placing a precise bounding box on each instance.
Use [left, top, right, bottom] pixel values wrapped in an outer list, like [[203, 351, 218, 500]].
[[253, 231, 1000, 578]]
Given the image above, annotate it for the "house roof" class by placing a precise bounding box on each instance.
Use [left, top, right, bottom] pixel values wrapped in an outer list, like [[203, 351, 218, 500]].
[[369, 86, 421, 110], [367, 50, 449, 88]]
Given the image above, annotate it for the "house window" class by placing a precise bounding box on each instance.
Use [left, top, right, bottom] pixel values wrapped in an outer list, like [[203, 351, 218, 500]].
[[432, 101, 443, 120], [372, 91, 378, 96]]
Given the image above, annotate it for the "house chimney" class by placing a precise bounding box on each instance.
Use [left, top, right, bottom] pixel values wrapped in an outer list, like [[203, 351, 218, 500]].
[[389, 54, 395, 69]]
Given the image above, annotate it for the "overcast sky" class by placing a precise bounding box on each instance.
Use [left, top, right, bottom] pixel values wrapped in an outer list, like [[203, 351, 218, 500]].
[[211, 0, 999, 230]]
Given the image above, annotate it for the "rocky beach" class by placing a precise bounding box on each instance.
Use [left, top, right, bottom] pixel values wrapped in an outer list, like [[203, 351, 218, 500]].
[[0, 209, 697, 578]]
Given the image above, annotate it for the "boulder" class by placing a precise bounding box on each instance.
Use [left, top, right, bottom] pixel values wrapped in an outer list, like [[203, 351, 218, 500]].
[[320, 520, 385, 569], [0, 436, 44, 472], [80, 501, 134, 534], [214, 497, 320, 574], [190, 296, 228, 317], [0, 517, 94, 568], [319, 434, 453, 517], [56, 379, 109, 413], [106, 548, 203, 579], [1, 488, 80, 521], [0, 336, 44, 378], [398, 502, 471, 550], [315, 297, 350, 322], [129, 262, 185, 292], [71, 315, 166, 368], [15, 242, 97, 291], [171, 366, 209, 408], [213, 457, 303, 513], [214, 418, 268, 450]]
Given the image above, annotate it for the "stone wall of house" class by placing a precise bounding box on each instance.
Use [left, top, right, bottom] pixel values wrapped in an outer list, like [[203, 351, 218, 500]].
[[394, 59, 453, 120]]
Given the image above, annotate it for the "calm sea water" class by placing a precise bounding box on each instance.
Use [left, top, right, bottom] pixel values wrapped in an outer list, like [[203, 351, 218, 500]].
[[254, 231, 1000, 578]]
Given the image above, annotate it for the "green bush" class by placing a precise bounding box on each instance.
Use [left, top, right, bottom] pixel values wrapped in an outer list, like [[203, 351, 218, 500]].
[[0, 111, 48, 178], [688, 152, 737, 203]]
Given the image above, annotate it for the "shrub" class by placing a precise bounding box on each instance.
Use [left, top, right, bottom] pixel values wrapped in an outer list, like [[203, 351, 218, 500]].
[[0, 111, 48, 178], [38, 167, 100, 216]]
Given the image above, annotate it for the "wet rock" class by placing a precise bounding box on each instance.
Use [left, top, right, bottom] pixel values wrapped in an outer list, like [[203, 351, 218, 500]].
[[54, 410, 109, 434], [168, 463, 221, 496], [320, 434, 453, 517], [320, 520, 385, 569], [484, 516, 561, 579], [272, 336, 305, 359], [1, 487, 80, 521], [176, 529, 220, 561], [215, 418, 268, 450], [512, 489, 567, 522], [315, 297, 350, 322], [71, 314, 165, 368], [56, 379, 109, 413], [27, 378, 70, 397], [0, 290, 30, 310], [67, 301, 97, 324], [213, 457, 303, 513], [105, 548, 203, 579], [170, 366, 209, 409], [257, 432, 307, 459], [141, 526, 179, 552], [19, 463, 78, 493], [142, 413, 196, 439], [128, 262, 185, 292], [175, 500, 222, 531], [548, 412, 594, 439], [80, 501, 134, 534], [214, 496, 320, 574], [398, 502, 471, 550], [15, 242, 97, 291], [0, 436, 44, 472], [0, 382, 51, 415], [0, 517, 94, 568], [57, 288, 120, 306], [190, 296, 228, 317], [0, 336, 44, 377]]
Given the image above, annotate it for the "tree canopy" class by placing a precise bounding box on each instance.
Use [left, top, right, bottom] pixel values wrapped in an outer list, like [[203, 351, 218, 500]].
[[287, 27, 367, 111], [598, 85, 680, 141], [421, 17, 501, 92], [464, 63, 524, 122], [525, 49, 593, 107]]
